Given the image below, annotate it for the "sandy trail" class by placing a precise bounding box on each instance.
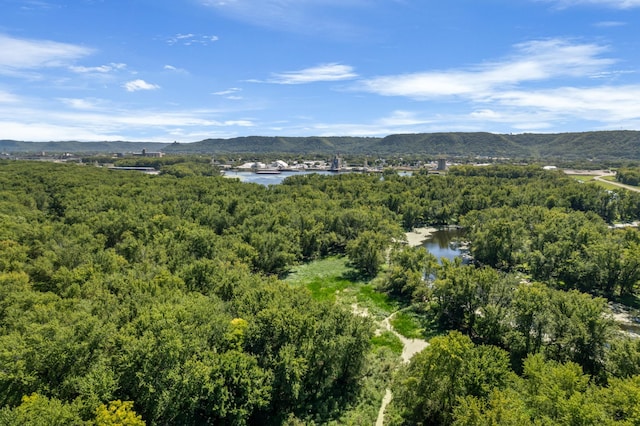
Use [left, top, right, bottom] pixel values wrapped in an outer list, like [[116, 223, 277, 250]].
[[380, 313, 430, 363], [370, 309, 429, 425]]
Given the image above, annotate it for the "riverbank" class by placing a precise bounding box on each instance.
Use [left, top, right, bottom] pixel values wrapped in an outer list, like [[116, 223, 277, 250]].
[[405, 227, 438, 247]]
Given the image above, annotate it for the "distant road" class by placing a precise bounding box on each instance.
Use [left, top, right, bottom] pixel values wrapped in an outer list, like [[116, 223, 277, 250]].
[[562, 169, 640, 193], [593, 176, 640, 193]]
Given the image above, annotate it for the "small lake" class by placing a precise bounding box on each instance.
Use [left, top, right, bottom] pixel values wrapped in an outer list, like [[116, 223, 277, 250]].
[[223, 170, 335, 186], [422, 228, 469, 263]]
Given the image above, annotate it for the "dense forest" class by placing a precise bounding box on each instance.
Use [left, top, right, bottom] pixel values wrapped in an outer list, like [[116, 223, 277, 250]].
[[3, 130, 640, 161], [1, 160, 640, 424], [617, 167, 640, 186]]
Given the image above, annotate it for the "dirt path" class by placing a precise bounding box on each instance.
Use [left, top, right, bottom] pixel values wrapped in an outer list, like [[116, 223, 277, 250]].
[[375, 389, 393, 426], [380, 313, 430, 362], [374, 311, 429, 425]]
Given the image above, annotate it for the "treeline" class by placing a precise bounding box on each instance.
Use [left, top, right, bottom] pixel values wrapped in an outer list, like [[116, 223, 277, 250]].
[[1, 161, 640, 424], [617, 167, 640, 186]]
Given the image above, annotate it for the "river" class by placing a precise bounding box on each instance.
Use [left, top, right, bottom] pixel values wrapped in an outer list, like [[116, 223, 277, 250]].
[[223, 169, 411, 186], [223, 170, 336, 185]]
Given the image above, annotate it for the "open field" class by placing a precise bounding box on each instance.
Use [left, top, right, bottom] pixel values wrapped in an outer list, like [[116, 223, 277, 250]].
[[284, 256, 400, 317]]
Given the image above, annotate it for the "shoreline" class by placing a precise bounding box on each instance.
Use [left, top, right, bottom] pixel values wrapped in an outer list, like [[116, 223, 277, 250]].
[[404, 227, 438, 247]]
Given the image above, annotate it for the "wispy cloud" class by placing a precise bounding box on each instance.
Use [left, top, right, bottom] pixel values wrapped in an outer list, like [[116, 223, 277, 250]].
[[212, 87, 243, 99], [123, 79, 160, 92], [269, 63, 358, 84], [594, 20, 627, 27], [58, 98, 102, 110], [164, 64, 189, 75], [70, 63, 127, 73], [541, 0, 640, 8], [199, 0, 373, 38], [166, 33, 219, 46], [0, 90, 19, 103], [0, 100, 257, 141], [359, 39, 613, 99], [19, 1, 61, 11], [0, 34, 92, 73], [493, 85, 640, 122], [212, 87, 241, 96]]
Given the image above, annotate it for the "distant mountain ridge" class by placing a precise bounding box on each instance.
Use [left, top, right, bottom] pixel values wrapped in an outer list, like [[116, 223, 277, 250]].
[[2, 131, 639, 160], [0, 140, 169, 154]]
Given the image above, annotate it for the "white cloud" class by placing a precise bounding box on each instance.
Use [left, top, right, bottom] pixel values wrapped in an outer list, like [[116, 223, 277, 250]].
[[166, 33, 219, 46], [359, 39, 613, 99], [212, 88, 244, 100], [493, 85, 640, 122], [0, 90, 19, 103], [270, 63, 358, 84], [213, 87, 242, 96], [59, 98, 101, 110], [594, 21, 627, 27], [0, 98, 257, 141], [123, 79, 160, 92], [70, 63, 126, 73], [0, 120, 126, 142], [0, 34, 92, 72], [164, 64, 189, 74]]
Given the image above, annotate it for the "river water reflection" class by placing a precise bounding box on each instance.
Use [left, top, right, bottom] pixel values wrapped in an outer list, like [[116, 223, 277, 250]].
[[422, 228, 468, 263], [223, 170, 335, 185]]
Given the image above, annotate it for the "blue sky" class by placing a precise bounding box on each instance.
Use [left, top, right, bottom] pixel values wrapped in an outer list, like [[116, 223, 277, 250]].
[[1, 0, 640, 141]]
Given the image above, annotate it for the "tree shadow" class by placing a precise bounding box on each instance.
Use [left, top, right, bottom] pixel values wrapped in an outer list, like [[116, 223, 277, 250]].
[[340, 269, 371, 283]]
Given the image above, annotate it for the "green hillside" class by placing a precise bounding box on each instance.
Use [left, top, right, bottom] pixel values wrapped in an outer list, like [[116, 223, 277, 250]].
[[2, 130, 640, 160], [162, 131, 640, 160]]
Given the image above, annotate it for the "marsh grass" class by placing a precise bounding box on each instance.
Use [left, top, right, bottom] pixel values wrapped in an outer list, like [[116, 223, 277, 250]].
[[371, 331, 404, 355], [390, 311, 425, 339], [285, 256, 399, 316]]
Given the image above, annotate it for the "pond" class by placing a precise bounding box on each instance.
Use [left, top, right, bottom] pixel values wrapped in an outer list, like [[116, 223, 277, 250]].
[[422, 227, 470, 264]]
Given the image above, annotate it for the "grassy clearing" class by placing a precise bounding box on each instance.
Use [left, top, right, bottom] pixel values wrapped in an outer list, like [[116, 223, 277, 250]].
[[370, 331, 404, 355], [390, 311, 425, 339], [285, 256, 399, 316], [569, 175, 598, 182], [285, 257, 352, 303], [356, 285, 400, 317], [569, 175, 621, 190], [389, 307, 444, 340], [596, 181, 625, 191]]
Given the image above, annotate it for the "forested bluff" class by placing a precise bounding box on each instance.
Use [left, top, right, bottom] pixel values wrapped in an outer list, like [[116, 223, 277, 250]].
[[1, 160, 640, 425], [3, 130, 640, 160]]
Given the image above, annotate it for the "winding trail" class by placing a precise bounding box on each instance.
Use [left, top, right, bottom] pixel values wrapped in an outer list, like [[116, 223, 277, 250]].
[[379, 312, 430, 363], [373, 310, 429, 426]]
